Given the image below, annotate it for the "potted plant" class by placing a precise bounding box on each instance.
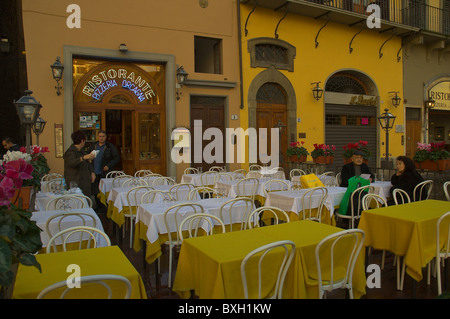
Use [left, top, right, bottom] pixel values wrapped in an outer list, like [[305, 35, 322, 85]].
[[0, 158, 43, 299], [311, 143, 336, 164], [342, 141, 371, 164], [286, 141, 309, 162], [6, 146, 51, 209], [414, 142, 449, 171]]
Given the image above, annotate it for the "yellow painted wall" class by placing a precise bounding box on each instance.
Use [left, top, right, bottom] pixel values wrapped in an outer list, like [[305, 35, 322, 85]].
[[239, 5, 404, 165], [21, 0, 241, 177]]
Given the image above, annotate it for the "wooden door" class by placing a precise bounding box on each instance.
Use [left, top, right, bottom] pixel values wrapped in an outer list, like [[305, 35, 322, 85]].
[[406, 120, 421, 159], [256, 83, 287, 165], [190, 96, 225, 171]]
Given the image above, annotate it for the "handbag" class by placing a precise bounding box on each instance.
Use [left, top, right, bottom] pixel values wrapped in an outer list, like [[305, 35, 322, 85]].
[[300, 173, 325, 189]]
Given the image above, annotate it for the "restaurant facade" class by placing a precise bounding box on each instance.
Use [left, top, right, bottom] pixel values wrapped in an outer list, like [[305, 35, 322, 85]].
[[21, 0, 242, 178]]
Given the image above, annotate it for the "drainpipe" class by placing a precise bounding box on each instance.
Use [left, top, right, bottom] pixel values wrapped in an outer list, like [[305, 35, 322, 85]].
[[237, 1, 244, 111]]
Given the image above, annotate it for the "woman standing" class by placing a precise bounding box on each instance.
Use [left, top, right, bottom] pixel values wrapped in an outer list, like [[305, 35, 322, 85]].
[[389, 156, 424, 204], [64, 130, 96, 197]]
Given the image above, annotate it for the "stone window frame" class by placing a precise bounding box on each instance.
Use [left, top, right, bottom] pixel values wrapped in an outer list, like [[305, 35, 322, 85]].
[[247, 37, 296, 72]]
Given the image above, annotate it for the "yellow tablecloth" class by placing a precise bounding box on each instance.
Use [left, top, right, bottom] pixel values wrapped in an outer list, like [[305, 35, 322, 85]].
[[358, 199, 450, 282], [172, 220, 366, 299], [13, 246, 147, 299]]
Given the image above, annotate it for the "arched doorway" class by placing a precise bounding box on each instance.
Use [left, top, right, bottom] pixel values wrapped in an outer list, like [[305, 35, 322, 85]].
[[73, 58, 166, 175], [324, 71, 379, 170], [256, 82, 287, 164]]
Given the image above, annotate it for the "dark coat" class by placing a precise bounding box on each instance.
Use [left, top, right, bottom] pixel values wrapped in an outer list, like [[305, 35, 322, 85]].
[[340, 162, 375, 187], [63, 144, 93, 197], [390, 170, 425, 201], [88, 141, 119, 178]]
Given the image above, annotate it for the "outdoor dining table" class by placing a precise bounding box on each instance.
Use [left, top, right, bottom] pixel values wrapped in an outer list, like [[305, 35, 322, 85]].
[[358, 199, 450, 290], [12, 246, 147, 299], [31, 207, 108, 252], [107, 184, 191, 227], [98, 176, 160, 206], [264, 187, 347, 225], [172, 220, 366, 299], [133, 197, 255, 264]]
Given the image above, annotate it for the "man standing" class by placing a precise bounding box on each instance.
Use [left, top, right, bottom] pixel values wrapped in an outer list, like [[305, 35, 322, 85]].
[[89, 130, 119, 211], [2, 137, 21, 152], [340, 150, 375, 187]]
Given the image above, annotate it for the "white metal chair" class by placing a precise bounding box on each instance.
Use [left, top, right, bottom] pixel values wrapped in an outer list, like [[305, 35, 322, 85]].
[[37, 274, 131, 299], [200, 171, 217, 186], [335, 172, 342, 187], [392, 188, 411, 205], [319, 171, 336, 187], [178, 213, 226, 241], [314, 229, 365, 299], [335, 185, 375, 229], [246, 206, 290, 229], [163, 203, 205, 288], [214, 172, 234, 183], [71, 194, 93, 208], [169, 183, 195, 201], [433, 211, 450, 295], [262, 179, 290, 197], [134, 169, 153, 177], [300, 187, 329, 222], [240, 240, 296, 299], [413, 180, 433, 202], [209, 166, 225, 172], [246, 171, 261, 178], [46, 226, 111, 253], [218, 197, 254, 232], [236, 177, 259, 202], [41, 173, 63, 182], [112, 175, 133, 187], [141, 190, 174, 203], [444, 181, 450, 201], [183, 167, 198, 174], [152, 176, 176, 186], [290, 168, 307, 180], [45, 212, 98, 253], [231, 169, 247, 180], [45, 195, 86, 211], [188, 186, 217, 200], [141, 173, 163, 185], [125, 186, 154, 247], [249, 164, 262, 171], [105, 171, 126, 178], [122, 178, 148, 187]]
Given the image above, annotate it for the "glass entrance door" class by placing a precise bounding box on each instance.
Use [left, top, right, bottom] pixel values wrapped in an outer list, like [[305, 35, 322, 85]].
[[121, 110, 135, 175]]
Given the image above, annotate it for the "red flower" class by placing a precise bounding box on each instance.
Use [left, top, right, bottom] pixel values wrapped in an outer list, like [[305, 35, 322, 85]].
[[4, 159, 33, 188]]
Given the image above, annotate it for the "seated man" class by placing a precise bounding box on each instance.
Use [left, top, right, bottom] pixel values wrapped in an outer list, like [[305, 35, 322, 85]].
[[340, 150, 375, 187], [2, 137, 21, 152]]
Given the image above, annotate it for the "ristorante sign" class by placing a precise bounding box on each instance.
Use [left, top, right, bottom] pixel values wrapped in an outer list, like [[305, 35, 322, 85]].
[[429, 81, 450, 111], [81, 67, 157, 102]]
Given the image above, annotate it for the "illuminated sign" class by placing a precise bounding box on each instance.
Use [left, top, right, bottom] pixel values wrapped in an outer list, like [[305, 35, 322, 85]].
[[81, 68, 157, 102], [429, 81, 450, 111]]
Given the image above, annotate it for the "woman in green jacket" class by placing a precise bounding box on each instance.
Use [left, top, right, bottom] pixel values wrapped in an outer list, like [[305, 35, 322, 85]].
[[64, 130, 96, 197]]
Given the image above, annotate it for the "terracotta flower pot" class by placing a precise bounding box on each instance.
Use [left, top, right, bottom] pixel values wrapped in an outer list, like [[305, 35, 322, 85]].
[[419, 160, 438, 171], [343, 157, 352, 164], [313, 156, 334, 164], [10, 186, 33, 210], [437, 159, 450, 171], [298, 155, 307, 163], [288, 155, 298, 162]]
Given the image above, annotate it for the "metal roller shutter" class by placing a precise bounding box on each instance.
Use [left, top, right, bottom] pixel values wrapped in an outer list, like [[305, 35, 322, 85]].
[[325, 104, 377, 172]]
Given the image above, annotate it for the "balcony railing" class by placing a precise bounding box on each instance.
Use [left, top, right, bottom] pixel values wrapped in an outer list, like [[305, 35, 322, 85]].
[[304, 0, 450, 35]]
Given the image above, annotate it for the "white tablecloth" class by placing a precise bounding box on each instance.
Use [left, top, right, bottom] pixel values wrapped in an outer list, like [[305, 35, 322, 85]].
[[370, 181, 393, 202], [214, 178, 291, 199], [135, 198, 254, 243], [31, 207, 107, 248], [264, 187, 347, 217], [107, 185, 191, 214]]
